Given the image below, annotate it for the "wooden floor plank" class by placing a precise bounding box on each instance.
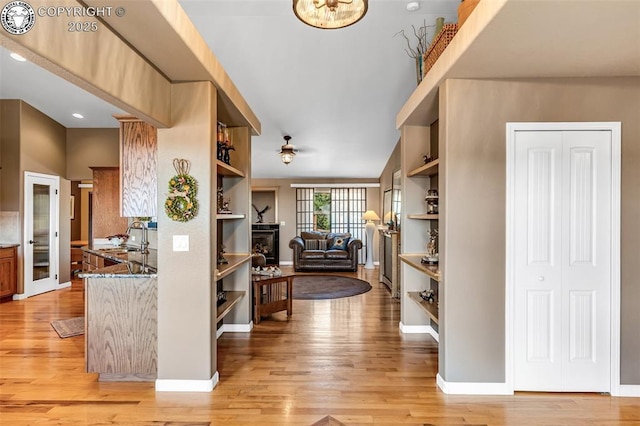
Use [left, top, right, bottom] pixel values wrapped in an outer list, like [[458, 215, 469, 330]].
[[0, 267, 638, 425]]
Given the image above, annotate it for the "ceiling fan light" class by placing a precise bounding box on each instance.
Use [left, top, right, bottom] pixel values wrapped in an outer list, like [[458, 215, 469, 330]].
[[280, 144, 296, 165], [293, 0, 368, 29]]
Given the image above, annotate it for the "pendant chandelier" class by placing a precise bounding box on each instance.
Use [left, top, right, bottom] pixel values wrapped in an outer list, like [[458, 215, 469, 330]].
[[293, 0, 368, 29], [280, 136, 296, 165]]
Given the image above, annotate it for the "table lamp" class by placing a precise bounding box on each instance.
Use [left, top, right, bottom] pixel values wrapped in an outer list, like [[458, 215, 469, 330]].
[[362, 210, 380, 269]]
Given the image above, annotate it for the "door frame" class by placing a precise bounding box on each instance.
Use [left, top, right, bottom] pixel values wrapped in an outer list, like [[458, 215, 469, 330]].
[[505, 122, 621, 395], [22, 171, 61, 298]]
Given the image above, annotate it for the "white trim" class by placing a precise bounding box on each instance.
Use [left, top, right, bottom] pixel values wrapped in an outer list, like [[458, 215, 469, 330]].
[[437, 374, 513, 395], [12, 293, 28, 300], [77, 183, 93, 189], [617, 385, 640, 398], [399, 321, 439, 342], [505, 122, 622, 395], [279, 260, 293, 266], [214, 322, 253, 339], [290, 183, 380, 188], [57, 281, 71, 290], [155, 372, 218, 392], [220, 323, 253, 333]]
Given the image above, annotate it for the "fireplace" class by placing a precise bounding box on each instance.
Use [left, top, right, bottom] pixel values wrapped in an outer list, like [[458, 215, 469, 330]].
[[251, 224, 280, 265]]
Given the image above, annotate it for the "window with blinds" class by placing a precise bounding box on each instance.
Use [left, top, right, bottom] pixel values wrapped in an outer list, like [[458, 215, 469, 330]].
[[295, 187, 366, 263]]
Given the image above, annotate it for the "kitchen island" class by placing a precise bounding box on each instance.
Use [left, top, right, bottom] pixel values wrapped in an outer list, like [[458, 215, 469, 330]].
[[79, 246, 157, 381]]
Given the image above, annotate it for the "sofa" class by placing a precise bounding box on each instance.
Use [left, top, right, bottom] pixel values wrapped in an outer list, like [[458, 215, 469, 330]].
[[289, 231, 362, 272]]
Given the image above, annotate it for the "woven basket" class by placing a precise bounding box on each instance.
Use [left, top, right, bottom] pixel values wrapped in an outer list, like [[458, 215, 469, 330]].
[[422, 23, 458, 78]]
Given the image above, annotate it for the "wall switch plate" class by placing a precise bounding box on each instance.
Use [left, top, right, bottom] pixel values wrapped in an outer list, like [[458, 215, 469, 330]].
[[173, 235, 189, 251], [131, 235, 136, 241]]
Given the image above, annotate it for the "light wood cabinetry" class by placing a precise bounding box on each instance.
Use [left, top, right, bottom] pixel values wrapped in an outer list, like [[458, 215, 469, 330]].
[[85, 275, 157, 381], [0, 246, 17, 298], [115, 115, 158, 218], [90, 167, 128, 241]]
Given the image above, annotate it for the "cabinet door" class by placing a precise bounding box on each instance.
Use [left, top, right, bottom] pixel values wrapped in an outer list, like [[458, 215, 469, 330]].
[[0, 256, 16, 297], [118, 117, 158, 217]]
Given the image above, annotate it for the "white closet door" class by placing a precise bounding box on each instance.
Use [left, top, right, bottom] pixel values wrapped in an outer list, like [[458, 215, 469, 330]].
[[514, 130, 611, 392]]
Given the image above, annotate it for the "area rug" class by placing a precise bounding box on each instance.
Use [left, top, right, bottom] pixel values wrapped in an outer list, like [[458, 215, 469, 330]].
[[50, 317, 84, 338], [293, 275, 372, 300]]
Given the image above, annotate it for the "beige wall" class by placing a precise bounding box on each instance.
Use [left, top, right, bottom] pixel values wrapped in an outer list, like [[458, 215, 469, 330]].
[[157, 82, 217, 381], [379, 139, 401, 217], [0, 100, 69, 294], [439, 76, 640, 384], [0, 100, 21, 211], [66, 128, 119, 180], [250, 178, 380, 263]]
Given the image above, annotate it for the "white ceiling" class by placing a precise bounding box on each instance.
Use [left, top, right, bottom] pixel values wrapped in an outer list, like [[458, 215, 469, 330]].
[[0, 0, 459, 179]]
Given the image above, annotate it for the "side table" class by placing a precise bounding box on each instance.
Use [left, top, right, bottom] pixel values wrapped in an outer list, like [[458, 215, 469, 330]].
[[252, 274, 294, 324]]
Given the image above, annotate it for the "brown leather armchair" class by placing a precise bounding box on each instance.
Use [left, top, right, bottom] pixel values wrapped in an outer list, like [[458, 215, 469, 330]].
[[289, 231, 362, 272]]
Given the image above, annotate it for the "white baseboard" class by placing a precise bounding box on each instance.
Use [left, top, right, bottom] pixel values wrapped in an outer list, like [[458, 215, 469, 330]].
[[279, 260, 293, 266], [616, 385, 640, 397], [155, 372, 218, 392], [13, 293, 27, 300], [57, 281, 71, 289], [216, 322, 253, 339], [437, 374, 513, 395], [399, 322, 439, 342]]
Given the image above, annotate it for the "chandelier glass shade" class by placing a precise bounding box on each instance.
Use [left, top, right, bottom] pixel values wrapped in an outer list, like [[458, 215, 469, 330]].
[[280, 136, 296, 165], [293, 0, 368, 29]]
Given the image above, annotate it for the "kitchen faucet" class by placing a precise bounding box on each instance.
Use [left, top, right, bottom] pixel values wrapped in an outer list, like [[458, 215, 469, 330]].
[[126, 221, 149, 254]]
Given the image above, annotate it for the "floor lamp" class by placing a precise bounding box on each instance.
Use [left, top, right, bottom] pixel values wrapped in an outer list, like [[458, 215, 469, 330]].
[[362, 210, 380, 270]]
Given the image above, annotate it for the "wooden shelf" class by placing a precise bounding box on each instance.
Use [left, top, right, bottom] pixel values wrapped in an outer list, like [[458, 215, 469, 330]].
[[407, 159, 439, 177], [216, 214, 245, 220], [400, 254, 440, 281], [216, 160, 245, 178], [215, 253, 251, 281], [216, 291, 245, 322], [407, 214, 439, 220], [407, 291, 439, 324]]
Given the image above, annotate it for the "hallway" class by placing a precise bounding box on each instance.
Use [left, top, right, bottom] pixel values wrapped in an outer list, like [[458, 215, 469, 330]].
[[0, 267, 636, 425]]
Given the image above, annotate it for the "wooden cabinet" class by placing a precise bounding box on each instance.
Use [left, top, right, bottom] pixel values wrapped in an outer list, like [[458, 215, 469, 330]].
[[91, 167, 128, 241], [0, 246, 17, 298], [85, 275, 157, 381], [115, 115, 158, 218]]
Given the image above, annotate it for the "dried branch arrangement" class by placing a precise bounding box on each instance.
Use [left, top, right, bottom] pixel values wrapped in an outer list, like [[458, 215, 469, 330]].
[[394, 20, 434, 59]]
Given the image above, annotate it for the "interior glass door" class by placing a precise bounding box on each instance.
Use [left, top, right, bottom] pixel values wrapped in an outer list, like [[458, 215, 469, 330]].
[[24, 172, 59, 296]]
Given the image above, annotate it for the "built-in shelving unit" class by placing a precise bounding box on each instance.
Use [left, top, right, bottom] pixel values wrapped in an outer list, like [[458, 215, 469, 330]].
[[217, 214, 246, 220], [407, 291, 438, 323], [216, 160, 245, 178], [216, 291, 246, 322], [406, 214, 439, 220], [407, 159, 439, 177], [215, 254, 252, 281], [400, 254, 440, 281]]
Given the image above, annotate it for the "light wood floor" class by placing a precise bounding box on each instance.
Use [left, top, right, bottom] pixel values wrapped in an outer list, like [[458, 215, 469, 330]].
[[0, 267, 638, 425]]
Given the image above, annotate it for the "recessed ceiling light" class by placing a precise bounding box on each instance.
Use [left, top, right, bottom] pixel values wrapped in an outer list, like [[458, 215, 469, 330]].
[[72, 113, 84, 119], [10, 52, 26, 62], [406, 2, 420, 12]]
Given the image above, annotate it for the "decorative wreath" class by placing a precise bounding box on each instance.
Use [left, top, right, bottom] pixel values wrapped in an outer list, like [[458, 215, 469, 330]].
[[165, 159, 199, 222]]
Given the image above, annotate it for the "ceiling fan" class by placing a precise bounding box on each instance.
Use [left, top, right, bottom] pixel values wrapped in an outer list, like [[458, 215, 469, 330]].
[[279, 135, 298, 165]]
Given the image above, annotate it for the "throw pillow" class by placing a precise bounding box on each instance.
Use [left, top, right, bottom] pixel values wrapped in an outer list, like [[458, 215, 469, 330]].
[[318, 239, 328, 250], [329, 236, 349, 251], [304, 239, 319, 250]]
